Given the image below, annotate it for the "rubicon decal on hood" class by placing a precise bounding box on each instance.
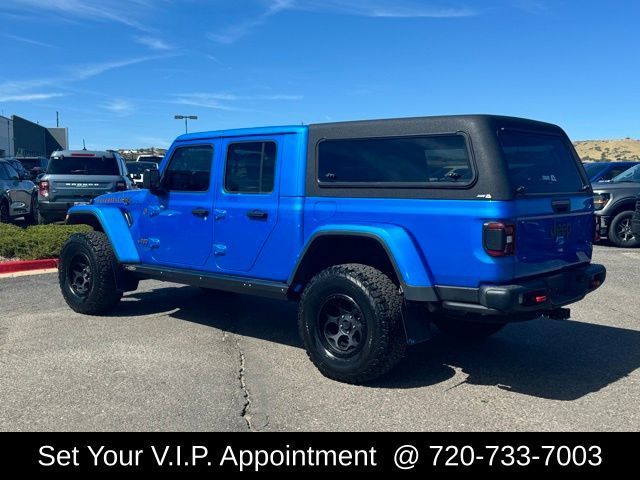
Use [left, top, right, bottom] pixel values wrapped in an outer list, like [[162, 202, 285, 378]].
[[94, 196, 131, 205]]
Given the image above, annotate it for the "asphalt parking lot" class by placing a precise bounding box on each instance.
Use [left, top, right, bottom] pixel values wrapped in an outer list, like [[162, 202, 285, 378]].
[[1, 245, 639, 432]]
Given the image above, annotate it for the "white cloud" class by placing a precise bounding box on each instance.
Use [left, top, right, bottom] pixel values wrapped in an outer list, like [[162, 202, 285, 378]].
[[3, 33, 54, 48], [289, 0, 477, 18], [172, 92, 303, 110], [135, 36, 173, 51], [0, 93, 65, 102], [0, 55, 169, 105], [102, 99, 134, 115], [7, 0, 154, 32], [211, 0, 475, 44]]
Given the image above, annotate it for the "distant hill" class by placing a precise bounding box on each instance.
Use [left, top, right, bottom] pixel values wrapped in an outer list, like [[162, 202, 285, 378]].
[[118, 147, 167, 161], [573, 139, 640, 162]]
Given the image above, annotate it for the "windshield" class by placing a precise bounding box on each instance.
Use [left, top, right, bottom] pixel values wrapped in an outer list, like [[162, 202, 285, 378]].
[[611, 164, 640, 183], [48, 156, 119, 175], [126, 162, 157, 174], [499, 130, 586, 194], [583, 163, 603, 175]]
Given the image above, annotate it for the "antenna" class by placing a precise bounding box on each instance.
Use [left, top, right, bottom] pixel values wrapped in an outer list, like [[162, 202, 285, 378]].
[[82, 139, 87, 150], [56, 111, 59, 128]]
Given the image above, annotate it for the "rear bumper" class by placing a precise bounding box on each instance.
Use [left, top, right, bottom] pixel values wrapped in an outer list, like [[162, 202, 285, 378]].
[[38, 201, 78, 221], [437, 263, 606, 318]]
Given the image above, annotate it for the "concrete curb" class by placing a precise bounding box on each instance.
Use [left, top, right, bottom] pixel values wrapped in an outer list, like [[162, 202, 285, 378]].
[[0, 258, 59, 274]]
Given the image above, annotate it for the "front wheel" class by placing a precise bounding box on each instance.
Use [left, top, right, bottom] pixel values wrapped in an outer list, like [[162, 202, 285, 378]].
[[298, 264, 406, 384], [608, 211, 640, 248], [432, 314, 506, 340], [59, 231, 122, 314]]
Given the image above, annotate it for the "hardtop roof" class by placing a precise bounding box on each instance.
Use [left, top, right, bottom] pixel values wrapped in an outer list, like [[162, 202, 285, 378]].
[[173, 114, 563, 143]]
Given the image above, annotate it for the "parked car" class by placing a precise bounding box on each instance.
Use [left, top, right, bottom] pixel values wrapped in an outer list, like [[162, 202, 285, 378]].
[[593, 164, 640, 247], [37, 150, 133, 224], [126, 161, 158, 188], [582, 161, 639, 183], [0, 158, 38, 223], [632, 194, 640, 238], [4, 157, 31, 181], [15, 156, 49, 181], [60, 115, 605, 384], [136, 154, 164, 163]]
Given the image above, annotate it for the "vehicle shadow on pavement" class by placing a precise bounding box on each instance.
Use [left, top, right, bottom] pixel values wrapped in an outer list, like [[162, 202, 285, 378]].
[[117, 285, 640, 401], [377, 318, 640, 401]]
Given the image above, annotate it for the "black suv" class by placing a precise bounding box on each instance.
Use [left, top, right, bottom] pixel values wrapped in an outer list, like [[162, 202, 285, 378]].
[[38, 150, 133, 224], [593, 164, 640, 247]]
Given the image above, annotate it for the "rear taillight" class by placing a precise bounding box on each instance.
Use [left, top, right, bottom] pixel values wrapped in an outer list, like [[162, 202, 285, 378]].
[[39, 180, 50, 198], [116, 181, 127, 191], [483, 221, 516, 257]]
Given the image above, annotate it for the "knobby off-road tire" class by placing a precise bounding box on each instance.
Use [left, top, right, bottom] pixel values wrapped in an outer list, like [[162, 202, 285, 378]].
[[59, 231, 123, 314], [608, 211, 640, 248], [432, 315, 506, 340], [298, 264, 406, 384]]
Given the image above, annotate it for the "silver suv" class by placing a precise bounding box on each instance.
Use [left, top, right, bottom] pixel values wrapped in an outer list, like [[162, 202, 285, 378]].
[[38, 150, 133, 224]]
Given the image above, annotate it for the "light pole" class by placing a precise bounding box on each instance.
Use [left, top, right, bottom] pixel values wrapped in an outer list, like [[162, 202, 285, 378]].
[[174, 114, 198, 134]]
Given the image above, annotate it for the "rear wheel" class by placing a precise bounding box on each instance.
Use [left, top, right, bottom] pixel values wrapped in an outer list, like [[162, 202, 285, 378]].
[[26, 195, 38, 224], [59, 231, 122, 314], [298, 264, 406, 384], [37, 210, 50, 225], [608, 211, 640, 248], [0, 200, 9, 223], [433, 314, 506, 340]]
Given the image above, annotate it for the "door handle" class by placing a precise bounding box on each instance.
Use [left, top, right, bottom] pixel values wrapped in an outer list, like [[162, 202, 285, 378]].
[[192, 208, 209, 218], [247, 209, 268, 220]]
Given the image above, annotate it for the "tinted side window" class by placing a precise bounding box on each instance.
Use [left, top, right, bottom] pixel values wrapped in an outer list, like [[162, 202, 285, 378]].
[[499, 130, 585, 194], [318, 135, 472, 184], [4, 163, 19, 179], [164, 145, 213, 192], [224, 142, 276, 193], [0, 164, 8, 180]]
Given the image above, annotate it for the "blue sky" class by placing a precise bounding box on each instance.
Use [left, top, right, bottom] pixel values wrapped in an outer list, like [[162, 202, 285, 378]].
[[0, 0, 638, 150]]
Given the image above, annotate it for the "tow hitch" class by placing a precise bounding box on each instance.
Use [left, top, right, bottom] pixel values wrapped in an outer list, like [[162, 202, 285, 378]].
[[547, 307, 571, 320]]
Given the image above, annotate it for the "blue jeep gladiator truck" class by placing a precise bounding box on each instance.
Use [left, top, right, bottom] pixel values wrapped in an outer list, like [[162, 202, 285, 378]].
[[59, 115, 606, 383]]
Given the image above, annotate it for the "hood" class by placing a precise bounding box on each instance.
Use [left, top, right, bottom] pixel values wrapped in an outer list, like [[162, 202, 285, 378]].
[[592, 181, 640, 193]]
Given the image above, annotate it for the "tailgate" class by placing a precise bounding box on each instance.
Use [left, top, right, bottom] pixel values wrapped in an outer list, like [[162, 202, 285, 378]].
[[49, 175, 120, 203], [514, 197, 593, 278]]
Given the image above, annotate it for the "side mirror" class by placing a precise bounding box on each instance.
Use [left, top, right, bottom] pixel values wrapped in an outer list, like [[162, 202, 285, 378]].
[[142, 168, 162, 192]]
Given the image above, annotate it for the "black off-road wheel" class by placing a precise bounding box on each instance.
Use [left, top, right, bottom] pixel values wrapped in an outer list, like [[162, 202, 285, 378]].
[[298, 264, 406, 384], [0, 200, 9, 223], [608, 211, 640, 248], [59, 231, 123, 314], [432, 314, 506, 340]]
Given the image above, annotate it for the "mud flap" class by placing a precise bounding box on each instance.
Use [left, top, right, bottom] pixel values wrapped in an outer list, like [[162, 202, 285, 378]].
[[402, 300, 433, 345]]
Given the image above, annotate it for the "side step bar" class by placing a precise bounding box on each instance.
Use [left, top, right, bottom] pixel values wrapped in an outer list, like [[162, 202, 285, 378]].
[[122, 264, 289, 300]]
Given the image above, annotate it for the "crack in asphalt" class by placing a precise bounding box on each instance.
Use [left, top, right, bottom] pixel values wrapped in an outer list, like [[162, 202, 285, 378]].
[[236, 336, 253, 431], [223, 330, 253, 431]]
